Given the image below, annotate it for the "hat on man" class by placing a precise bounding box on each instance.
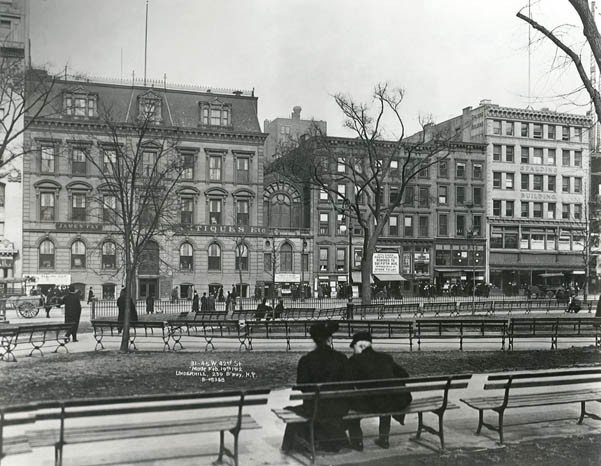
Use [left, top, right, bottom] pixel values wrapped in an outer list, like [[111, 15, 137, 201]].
[[349, 331, 372, 348], [68, 284, 76, 293], [309, 322, 340, 343]]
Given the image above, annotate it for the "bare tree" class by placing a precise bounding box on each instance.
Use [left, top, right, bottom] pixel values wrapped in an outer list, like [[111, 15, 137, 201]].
[[516, 1, 601, 122], [274, 83, 452, 303], [0, 58, 59, 168], [82, 107, 184, 352]]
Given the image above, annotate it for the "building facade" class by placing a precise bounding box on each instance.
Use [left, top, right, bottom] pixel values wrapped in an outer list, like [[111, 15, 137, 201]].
[[436, 101, 592, 294], [23, 75, 269, 299]]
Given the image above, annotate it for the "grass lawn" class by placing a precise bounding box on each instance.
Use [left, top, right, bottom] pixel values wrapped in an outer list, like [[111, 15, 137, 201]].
[[1, 346, 600, 466]]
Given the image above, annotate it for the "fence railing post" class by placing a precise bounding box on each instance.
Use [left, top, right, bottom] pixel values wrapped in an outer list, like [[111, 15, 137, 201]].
[[91, 299, 95, 320]]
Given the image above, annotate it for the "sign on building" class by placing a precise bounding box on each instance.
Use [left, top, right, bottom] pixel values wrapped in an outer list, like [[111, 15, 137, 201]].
[[27, 273, 72, 286], [373, 253, 399, 274]]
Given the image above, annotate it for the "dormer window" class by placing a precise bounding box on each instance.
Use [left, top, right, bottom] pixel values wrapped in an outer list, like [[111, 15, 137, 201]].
[[138, 95, 162, 123], [64, 92, 97, 118], [199, 101, 231, 127]]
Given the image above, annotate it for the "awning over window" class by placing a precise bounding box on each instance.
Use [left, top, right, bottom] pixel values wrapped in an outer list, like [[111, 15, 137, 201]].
[[351, 272, 374, 283], [374, 274, 406, 282]]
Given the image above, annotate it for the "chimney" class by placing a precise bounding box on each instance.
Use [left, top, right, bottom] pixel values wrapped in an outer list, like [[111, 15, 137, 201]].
[[479, 99, 492, 106], [291, 106, 302, 120]]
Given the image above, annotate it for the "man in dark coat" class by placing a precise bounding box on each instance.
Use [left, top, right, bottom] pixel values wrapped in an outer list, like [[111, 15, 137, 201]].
[[281, 322, 350, 453], [117, 287, 138, 333], [145, 293, 155, 314], [63, 285, 82, 342], [346, 331, 412, 450], [200, 292, 208, 311], [192, 291, 200, 312], [87, 286, 95, 304]]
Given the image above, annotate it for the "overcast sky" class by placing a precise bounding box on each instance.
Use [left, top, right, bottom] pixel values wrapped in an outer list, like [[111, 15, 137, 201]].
[[30, 0, 590, 136]]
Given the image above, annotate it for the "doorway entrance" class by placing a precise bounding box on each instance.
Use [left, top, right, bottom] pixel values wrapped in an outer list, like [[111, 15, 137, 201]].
[[139, 278, 158, 299]]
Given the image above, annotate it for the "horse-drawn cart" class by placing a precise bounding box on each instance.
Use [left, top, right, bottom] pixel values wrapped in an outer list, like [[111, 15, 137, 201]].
[[0, 278, 63, 320]]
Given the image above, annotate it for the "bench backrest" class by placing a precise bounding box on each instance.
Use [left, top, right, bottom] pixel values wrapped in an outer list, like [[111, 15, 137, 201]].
[[193, 312, 226, 322], [483, 368, 601, 392]]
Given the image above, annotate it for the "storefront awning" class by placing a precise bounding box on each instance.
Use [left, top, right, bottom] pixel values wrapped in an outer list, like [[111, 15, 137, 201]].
[[374, 274, 406, 282], [571, 271, 586, 275], [351, 272, 374, 283]]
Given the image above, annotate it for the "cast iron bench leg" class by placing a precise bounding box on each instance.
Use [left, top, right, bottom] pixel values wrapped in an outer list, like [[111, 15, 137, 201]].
[[476, 409, 484, 435]]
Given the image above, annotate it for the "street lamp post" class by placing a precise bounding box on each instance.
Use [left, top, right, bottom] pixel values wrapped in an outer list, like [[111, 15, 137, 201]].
[[300, 237, 307, 301], [468, 230, 476, 314]]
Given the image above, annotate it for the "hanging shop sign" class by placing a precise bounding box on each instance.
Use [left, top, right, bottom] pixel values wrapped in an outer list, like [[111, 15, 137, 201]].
[[373, 253, 399, 274]]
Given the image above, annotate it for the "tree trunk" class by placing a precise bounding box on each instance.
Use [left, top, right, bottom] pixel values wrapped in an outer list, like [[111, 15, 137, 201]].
[[360, 249, 374, 304]]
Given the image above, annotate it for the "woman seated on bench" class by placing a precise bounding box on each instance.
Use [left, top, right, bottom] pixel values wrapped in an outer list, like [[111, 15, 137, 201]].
[[281, 322, 350, 453], [346, 331, 412, 450]]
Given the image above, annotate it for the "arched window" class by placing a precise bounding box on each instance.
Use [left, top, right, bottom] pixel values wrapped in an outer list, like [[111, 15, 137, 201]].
[[271, 193, 291, 228], [208, 243, 221, 271], [235, 243, 249, 271], [39, 240, 55, 269], [71, 240, 86, 269], [102, 241, 116, 269], [139, 240, 159, 275], [180, 242, 193, 271], [280, 243, 293, 272]]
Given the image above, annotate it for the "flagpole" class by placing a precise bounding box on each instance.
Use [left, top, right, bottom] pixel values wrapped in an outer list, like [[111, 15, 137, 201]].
[[144, 0, 149, 86]]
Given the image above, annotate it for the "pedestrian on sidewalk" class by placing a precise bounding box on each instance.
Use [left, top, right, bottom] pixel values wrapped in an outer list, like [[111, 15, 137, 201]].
[[200, 292, 208, 311], [146, 293, 155, 314], [87, 286, 95, 304], [63, 284, 82, 342], [346, 331, 412, 450], [192, 290, 199, 313]]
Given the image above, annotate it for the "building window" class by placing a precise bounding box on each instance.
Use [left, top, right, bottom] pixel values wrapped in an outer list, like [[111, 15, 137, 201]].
[[532, 148, 543, 164], [438, 185, 448, 205], [302, 253, 309, 272], [505, 121, 514, 136], [236, 199, 249, 226], [336, 248, 346, 272], [473, 163, 483, 179], [562, 203, 570, 219], [319, 247, 329, 272], [404, 185, 415, 205], [141, 151, 156, 177], [319, 212, 329, 235], [493, 145, 501, 161], [492, 120, 501, 135], [493, 172, 501, 189], [547, 202, 556, 219], [455, 162, 466, 179], [521, 147, 529, 164], [180, 197, 194, 225], [209, 155, 222, 181], [181, 152, 195, 180], [419, 215, 429, 237], [473, 186, 482, 206], [438, 213, 448, 236], [562, 149, 570, 167], [72, 193, 86, 221], [235, 243, 249, 271], [493, 200, 501, 216], [404, 216, 413, 237], [574, 177, 582, 193], [505, 200, 514, 217], [390, 159, 399, 176], [180, 243, 193, 270], [521, 174, 529, 190], [64, 93, 97, 118], [472, 215, 482, 236], [0, 183, 4, 207], [103, 149, 117, 175], [40, 192, 55, 221], [505, 173, 514, 190], [280, 243, 293, 272], [521, 122, 529, 137], [389, 215, 398, 236], [337, 184, 346, 202], [337, 157, 346, 173], [574, 127, 582, 142], [102, 241, 117, 269], [521, 202, 529, 218], [574, 204, 582, 220], [41, 146, 55, 173], [103, 195, 116, 223], [547, 125, 556, 140], [533, 124, 542, 139], [200, 103, 231, 127], [562, 126, 570, 141], [236, 156, 250, 183], [505, 146, 514, 162], [389, 187, 401, 205], [208, 243, 221, 270], [418, 186, 430, 207], [264, 252, 272, 272], [562, 176, 570, 193], [71, 148, 87, 176], [209, 199, 222, 225], [39, 240, 55, 269], [418, 166, 429, 179], [319, 189, 328, 202], [456, 186, 465, 204], [574, 151, 582, 167], [456, 214, 465, 236], [438, 161, 448, 178], [548, 175, 556, 192], [71, 240, 86, 269], [139, 96, 162, 122], [533, 202, 543, 218], [546, 148, 556, 165], [532, 175, 543, 191]]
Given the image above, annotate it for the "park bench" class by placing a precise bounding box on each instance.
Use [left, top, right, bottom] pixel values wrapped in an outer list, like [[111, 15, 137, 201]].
[[414, 319, 508, 351], [230, 309, 258, 321], [314, 307, 346, 319], [461, 367, 601, 443], [0, 388, 270, 466], [381, 303, 420, 319], [0, 324, 72, 361], [168, 318, 248, 351], [193, 311, 227, 322], [282, 308, 316, 320], [508, 317, 601, 350], [354, 304, 385, 320], [273, 374, 472, 464], [340, 320, 414, 350], [422, 302, 457, 317], [457, 300, 494, 316], [92, 320, 172, 351], [492, 300, 531, 316]]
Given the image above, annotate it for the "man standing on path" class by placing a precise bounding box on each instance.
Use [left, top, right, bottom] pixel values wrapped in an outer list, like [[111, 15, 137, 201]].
[[87, 286, 95, 304], [63, 284, 82, 342]]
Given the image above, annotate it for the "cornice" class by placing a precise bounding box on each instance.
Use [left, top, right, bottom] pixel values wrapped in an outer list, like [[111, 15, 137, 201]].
[[485, 106, 593, 126]]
